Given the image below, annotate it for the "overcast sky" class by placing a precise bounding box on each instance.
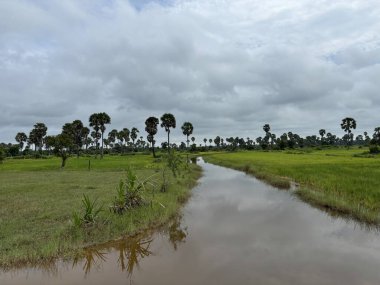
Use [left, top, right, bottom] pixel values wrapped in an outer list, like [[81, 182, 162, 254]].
[[1, 0, 380, 144]]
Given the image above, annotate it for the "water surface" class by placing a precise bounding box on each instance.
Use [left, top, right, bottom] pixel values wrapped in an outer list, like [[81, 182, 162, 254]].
[[2, 158, 380, 284]]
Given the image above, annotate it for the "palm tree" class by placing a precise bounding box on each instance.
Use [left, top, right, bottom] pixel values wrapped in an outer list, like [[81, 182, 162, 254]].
[[160, 113, 176, 151], [108, 129, 118, 148], [98, 112, 111, 158], [28, 123, 47, 153], [15, 132, 27, 153], [89, 113, 101, 157], [340, 117, 356, 148], [181, 122, 193, 148], [209, 138, 212, 146], [130, 127, 139, 150], [203, 138, 207, 146], [145, 117, 159, 157], [191, 137, 195, 145]]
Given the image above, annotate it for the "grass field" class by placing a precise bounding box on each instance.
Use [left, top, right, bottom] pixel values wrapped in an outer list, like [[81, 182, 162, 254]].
[[0, 154, 201, 268], [204, 147, 380, 225]]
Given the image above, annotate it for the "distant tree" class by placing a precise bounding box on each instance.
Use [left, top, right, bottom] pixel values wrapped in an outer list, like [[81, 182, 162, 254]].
[[373, 127, 380, 145], [130, 127, 139, 150], [181, 122, 193, 148], [191, 136, 195, 144], [108, 129, 118, 148], [319, 129, 326, 139], [15, 132, 27, 153], [82, 127, 90, 150], [263, 124, 271, 134], [319, 129, 326, 145], [209, 138, 212, 146], [160, 113, 176, 151], [29, 123, 47, 152], [203, 138, 207, 146], [145, 116, 159, 157], [89, 113, 101, 157], [214, 136, 221, 147], [340, 117, 356, 148]]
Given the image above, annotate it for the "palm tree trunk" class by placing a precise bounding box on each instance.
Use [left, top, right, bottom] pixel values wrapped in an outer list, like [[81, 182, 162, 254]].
[[152, 142, 156, 158], [101, 132, 104, 158], [167, 131, 170, 152]]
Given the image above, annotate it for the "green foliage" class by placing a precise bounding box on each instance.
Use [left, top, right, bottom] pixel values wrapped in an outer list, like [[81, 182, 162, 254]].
[[111, 168, 158, 214], [72, 194, 103, 227]]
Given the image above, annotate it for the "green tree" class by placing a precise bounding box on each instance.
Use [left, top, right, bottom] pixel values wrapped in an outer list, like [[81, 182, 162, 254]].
[[15, 132, 27, 153], [145, 117, 159, 157], [181, 122, 193, 148], [160, 113, 176, 151], [62, 120, 85, 158], [340, 117, 356, 148], [53, 133, 73, 168]]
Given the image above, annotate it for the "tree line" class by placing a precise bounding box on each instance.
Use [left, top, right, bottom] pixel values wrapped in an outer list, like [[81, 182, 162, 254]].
[[0, 116, 379, 165], [0, 112, 194, 166]]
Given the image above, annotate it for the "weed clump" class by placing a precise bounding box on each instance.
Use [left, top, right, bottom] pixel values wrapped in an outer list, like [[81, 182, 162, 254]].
[[72, 194, 103, 227]]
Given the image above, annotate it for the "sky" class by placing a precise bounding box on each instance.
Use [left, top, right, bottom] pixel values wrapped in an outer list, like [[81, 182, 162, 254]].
[[1, 0, 380, 144]]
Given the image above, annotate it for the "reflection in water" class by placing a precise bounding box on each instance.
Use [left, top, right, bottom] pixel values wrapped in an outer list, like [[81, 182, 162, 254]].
[[71, 216, 186, 279]]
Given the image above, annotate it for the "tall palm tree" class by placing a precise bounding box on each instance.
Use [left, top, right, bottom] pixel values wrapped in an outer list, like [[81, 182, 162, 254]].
[[145, 117, 159, 157], [98, 112, 111, 158], [160, 113, 176, 151], [340, 117, 356, 148], [181, 122, 193, 148], [89, 113, 101, 158]]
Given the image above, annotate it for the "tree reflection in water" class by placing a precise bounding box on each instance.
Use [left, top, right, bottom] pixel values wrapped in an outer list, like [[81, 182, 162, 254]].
[[72, 215, 187, 279]]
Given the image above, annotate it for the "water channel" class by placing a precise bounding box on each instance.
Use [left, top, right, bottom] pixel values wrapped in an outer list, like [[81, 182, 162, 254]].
[[2, 158, 380, 284]]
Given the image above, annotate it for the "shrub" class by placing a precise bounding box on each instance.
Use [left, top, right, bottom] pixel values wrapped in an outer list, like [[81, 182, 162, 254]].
[[110, 168, 158, 214], [369, 145, 380, 154]]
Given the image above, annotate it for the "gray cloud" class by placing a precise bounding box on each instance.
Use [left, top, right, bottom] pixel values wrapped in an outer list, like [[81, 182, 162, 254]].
[[1, 0, 380, 144]]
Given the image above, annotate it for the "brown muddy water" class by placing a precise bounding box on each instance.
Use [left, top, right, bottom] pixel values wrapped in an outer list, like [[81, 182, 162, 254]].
[[2, 158, 380, 284]]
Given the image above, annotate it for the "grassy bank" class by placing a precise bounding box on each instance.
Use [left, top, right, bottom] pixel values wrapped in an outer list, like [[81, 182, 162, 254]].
[[0, 154, 201, 268], [204, 148, 380, 224]]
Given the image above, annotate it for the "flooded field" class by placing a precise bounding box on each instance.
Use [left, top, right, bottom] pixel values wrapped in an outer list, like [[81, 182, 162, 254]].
[[2, 158, 380, 284]]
